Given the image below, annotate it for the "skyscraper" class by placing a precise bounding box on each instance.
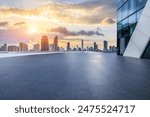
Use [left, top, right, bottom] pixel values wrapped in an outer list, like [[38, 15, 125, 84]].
[[67, 42, 71, 51], [94, 42, 98, 51], [103, 40, 108, 51], [54, 36, 58, 51], [41, 36, 49, 51], [19, 43, 28, 51], [117, 0, 149, 58], [81, 39, 84, 50]]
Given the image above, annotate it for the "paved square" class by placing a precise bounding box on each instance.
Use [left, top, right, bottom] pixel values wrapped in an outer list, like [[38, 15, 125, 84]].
[[0, 52, 150, 100]]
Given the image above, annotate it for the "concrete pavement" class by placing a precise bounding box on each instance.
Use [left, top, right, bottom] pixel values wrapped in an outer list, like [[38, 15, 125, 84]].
[[0, 52, 150, 100]]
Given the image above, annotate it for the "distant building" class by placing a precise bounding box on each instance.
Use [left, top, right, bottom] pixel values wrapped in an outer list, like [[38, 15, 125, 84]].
[[103, 40, 108, 51], [87, 46, 89, 51], [49, 44, 55, 52], [0, 44, 7, 51], [109, 46, 112, 52], [3, 44, 7, 51], [33, 44, 40, 51], [108, 45, 117, 53], [89, 47, 94, 51], [94, 42, 98, 51], [81, 39, 84, 50], [73, 48, 77, 51], [78, 47, 82, 51], [59, 47, 65, 52], [67, 42, 71, 51], [54, 36, 58, 51], [41, 36, 49, 51], [19, 43, 28, 51], [77, 45, 79, 50], [8, 46, 19, 52]]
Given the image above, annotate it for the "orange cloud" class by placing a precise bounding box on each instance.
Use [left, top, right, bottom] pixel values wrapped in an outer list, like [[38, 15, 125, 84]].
[[101, 17, 116, 26], [14, 22, 26, 26]]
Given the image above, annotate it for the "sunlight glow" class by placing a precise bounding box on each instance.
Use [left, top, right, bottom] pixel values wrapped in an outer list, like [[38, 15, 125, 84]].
[[28, 27, 37, 34]]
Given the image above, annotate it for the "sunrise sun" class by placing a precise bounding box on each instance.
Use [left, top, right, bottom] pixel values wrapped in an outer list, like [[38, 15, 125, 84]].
[[28, 27, 37, 34]]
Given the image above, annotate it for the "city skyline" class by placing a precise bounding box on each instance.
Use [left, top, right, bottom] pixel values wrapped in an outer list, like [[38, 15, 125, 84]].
[[0, 0, 117, 49], [0, 35, 117, 52]]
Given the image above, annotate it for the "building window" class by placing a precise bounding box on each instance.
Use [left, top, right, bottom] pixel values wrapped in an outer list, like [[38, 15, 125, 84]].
[[117, 23, 122, 31], [129, 13, 137, 25], [117, 0, 128, 9], [122, 18, 129, 28], [137, 0, 148, 10], [118, 30, 122, 38], [122, 2, 129, 19], [129, 24, 136, 35], [129, 0, 136, 15], [118, 8, 122, 22]]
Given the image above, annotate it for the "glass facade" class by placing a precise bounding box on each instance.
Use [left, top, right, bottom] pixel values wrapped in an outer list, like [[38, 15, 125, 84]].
[[117, 0, 148, 55]]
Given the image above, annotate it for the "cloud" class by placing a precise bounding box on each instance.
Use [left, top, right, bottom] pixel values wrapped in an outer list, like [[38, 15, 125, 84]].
[[78, 30, 104, 36], [50, 27, 104, 36], [0, 21, 26, 29], [101, 17, 116, 25], [0, 0, 116, 25], [14, 22, 25, 26], [0, 21, 8, 27], [0, 7, 41, 16], [47, 0, 116, 24]]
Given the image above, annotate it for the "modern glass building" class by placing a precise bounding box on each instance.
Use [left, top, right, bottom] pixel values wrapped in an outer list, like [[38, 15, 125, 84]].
[[117, 0, 150, 59]]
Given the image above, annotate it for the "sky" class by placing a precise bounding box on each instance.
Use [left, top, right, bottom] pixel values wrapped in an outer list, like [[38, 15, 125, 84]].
[[0, 0, 117, 49]]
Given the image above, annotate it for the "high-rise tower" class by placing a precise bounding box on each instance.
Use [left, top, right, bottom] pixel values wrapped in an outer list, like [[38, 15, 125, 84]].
[[54, 36, 58, 51], [41, 36, 49, 51]]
